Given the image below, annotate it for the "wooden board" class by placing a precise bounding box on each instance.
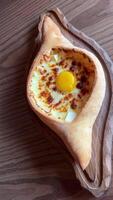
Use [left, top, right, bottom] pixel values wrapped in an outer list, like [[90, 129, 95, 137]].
[[0, 0, 113, 199], [31, 8, 113, 197]]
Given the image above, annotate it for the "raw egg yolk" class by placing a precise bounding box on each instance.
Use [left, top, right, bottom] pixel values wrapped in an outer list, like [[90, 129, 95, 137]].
[[56, 71, 76, 92]]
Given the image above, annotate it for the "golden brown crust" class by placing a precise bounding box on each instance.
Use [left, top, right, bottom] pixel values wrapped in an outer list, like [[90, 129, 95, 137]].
[[27, 17, 106, 170]]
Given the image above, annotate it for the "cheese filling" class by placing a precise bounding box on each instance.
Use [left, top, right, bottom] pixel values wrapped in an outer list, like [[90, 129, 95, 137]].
[[29, 48, 95, 122]]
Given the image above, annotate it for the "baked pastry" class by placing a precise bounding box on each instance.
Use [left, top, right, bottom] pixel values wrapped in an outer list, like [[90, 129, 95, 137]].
[[27, 16, 106, 169]]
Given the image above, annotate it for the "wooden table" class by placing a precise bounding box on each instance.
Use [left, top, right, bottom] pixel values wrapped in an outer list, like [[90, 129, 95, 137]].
[[0, 0, 113, 199]]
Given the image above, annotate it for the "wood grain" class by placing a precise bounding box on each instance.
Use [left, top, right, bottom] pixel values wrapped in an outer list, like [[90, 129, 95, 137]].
[[0, 0, 113, 199]]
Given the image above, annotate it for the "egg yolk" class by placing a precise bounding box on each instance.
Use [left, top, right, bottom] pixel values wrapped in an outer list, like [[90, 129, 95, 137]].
[[56, 71, 76, 92]]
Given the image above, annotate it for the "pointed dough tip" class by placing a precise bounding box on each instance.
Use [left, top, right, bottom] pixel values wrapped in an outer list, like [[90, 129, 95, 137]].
[[43, 16, 61, 36]]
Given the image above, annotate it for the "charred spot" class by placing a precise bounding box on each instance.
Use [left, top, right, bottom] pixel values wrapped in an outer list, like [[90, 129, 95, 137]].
[[41, 91, 49, 98], [78, 94, 82, 99], [78, 62, 81, 67], [64, 94, 73, 100], [70, 65, 78, 72], [57, 47, 62, 51], [88, 57, 91, 63], [47, 95, 53, 104], [81, 75, 87, 83], [76, 82, 83, 89], [51, 64, 56, 68], [46, 81, 50, 87], [84, 68, 90, 76], [63, 49, 68, 53], [49, 76, 54, 81], [52, 68, 59, 74], [71, 98, 77, 109], [52, 48, 55, 51], [81, 88, 89, 95], [41, 76, 46, 81], [59, 60, 65, 66], [64, 64, 68, 68], [52, 86, 57, 91], [54, 100, 62, 107], [52, 81, 55, 85], [72, 60, 76, 65], [64, 96, 68, 100]]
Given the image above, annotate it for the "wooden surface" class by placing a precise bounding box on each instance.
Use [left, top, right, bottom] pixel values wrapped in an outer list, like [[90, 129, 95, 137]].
[[0, 0, 113, 200]]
